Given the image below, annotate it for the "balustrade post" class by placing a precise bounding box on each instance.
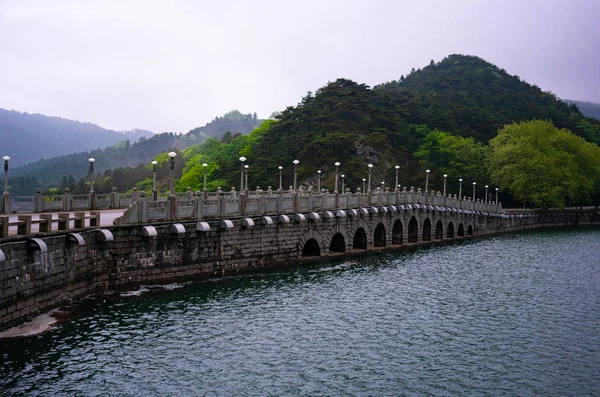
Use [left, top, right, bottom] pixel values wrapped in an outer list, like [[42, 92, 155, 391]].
[[186, 187, 193, 200], [89, 190, 96, 211], [258, 187, 265, 214], [111, 187, 119, 209], [132, 187, 139, 203], [64, 188, 72, 211], [238, 188, 246, 216], [194, 190, 203, 219], [35, 188, 44, 213], [277, 188, 283, 213], [167, 191, 176, 221], [140, 191, 149, 223], [39, 214, 53, 233], [293, 191, 298, 213], [17, 215, 32, 235], [0, 215, 8, 237], [0, 193, 8, 214]]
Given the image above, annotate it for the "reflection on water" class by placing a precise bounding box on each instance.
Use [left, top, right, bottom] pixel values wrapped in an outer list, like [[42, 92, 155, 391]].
[[1, 228, 600, 396]]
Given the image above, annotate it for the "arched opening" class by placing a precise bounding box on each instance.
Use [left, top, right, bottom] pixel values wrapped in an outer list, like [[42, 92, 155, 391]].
[[434, 220, 443, 240], [422, 218, 432, 242], [374, 223, 386, 247], [302, 238, 321, 257], [353, 227, 367, 250], [329, 233, 346, 253], [408, 217, 418, 243], [392, 220, 403, 245], [447, 222, 455, 238], [457, 223, 465, 237], [467, 225, 474, 236]]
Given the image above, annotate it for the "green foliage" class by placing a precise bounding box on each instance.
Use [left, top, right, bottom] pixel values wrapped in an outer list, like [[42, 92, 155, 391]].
[[487, 120, 600, 208], [414, 129, 486, 194]]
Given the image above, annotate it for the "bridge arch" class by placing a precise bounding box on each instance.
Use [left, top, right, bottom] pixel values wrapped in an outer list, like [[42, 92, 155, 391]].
[[447, 222, 455, 238], [457, 223, 465, 237], [298, 229, 324, 257], [467, 225, 474, 236], [392, 219, 403, 245], [408, 216, 418, 243], [324, 224, 349, 254], [352, 227, 368, 250], [374, 223, 386, 247], [434, 220, 443, 240], [422, 218, 432, 242], [329, 233, 346, 253]]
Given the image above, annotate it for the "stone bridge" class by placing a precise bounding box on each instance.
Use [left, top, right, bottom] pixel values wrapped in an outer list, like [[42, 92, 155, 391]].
[[0, 185, 598, 333]]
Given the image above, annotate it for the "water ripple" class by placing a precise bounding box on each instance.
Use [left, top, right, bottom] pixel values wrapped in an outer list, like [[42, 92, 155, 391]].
[[1, 228, 600, 396]]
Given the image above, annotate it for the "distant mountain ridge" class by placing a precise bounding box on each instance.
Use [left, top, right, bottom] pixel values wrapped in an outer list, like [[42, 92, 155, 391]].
[[563, 99, 600, 121], [0, 108, 155, 166], [9, 110, 261, 193]]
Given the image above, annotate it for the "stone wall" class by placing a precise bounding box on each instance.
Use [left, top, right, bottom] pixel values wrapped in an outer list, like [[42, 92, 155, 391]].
[[0, 208, 598, 332]]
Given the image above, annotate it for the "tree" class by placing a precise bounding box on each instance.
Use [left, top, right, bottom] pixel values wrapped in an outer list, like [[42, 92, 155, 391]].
[[486, 120, 600, 208], [414, 129, 486, 194]]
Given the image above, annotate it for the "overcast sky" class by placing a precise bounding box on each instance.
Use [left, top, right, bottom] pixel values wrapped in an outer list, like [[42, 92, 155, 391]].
[[1, 0, 599, 134]]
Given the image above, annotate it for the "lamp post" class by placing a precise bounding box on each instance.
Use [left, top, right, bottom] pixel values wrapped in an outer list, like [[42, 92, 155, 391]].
[[362, 178, 366, 193], [341, 174, 345, 193], [367, 164, 373, 192], [244, 165, 249, 193], [88, 158, 95, 193], [3, 156, 10, 194], [459, 178, 463, 199], [425, 169, 430, 193], [203, 163, 208, 192], [472, 182, 476, 202], [293, 159, 299, 191], [239, 156, 246, 192], [278, 166, 283, 191], [152, 160, 158, 200], [495, 187, 499, 205], [334, 162, 340, 193], [443, 174, 447, 196], [381, 181, 385, 191], [168, 151, 177, 195], [317, 170, 321, 192], [395, 165, 400, 192], [485, 185, 489, 204]]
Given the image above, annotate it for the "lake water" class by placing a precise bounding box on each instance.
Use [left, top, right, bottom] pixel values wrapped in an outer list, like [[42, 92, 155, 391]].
[[1, 228, 599, 396]]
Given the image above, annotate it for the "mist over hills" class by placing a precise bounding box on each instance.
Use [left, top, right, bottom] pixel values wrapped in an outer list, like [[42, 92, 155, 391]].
[[9, 110, 261, 193], [563, 99, 600, 121], [0, 109, 155, 166]]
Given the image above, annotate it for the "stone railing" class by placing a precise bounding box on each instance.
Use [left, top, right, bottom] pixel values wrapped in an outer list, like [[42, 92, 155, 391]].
[[115, 186, 504, 225], [0, 187, 146, 214]]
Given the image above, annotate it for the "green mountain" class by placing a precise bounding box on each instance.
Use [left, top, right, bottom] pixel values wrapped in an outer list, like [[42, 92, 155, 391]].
[[188, 110, 261, 139], [564, 99, 600, 120], [0, 108, 155, 166], [170, 55, 600, 205]]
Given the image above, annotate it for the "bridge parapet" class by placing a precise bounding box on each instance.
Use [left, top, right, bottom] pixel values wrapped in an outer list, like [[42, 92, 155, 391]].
[[113, 187, 504, 226]]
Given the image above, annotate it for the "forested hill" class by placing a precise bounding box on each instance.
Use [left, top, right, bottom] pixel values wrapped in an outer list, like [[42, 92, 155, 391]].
[[187, 110, 261, 139], [10, 110, 260, 193], [192, 55, 600, 199], [0, 109, 155, 166], [377, 55, 599, 144], [564, 99, 600, 120]]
